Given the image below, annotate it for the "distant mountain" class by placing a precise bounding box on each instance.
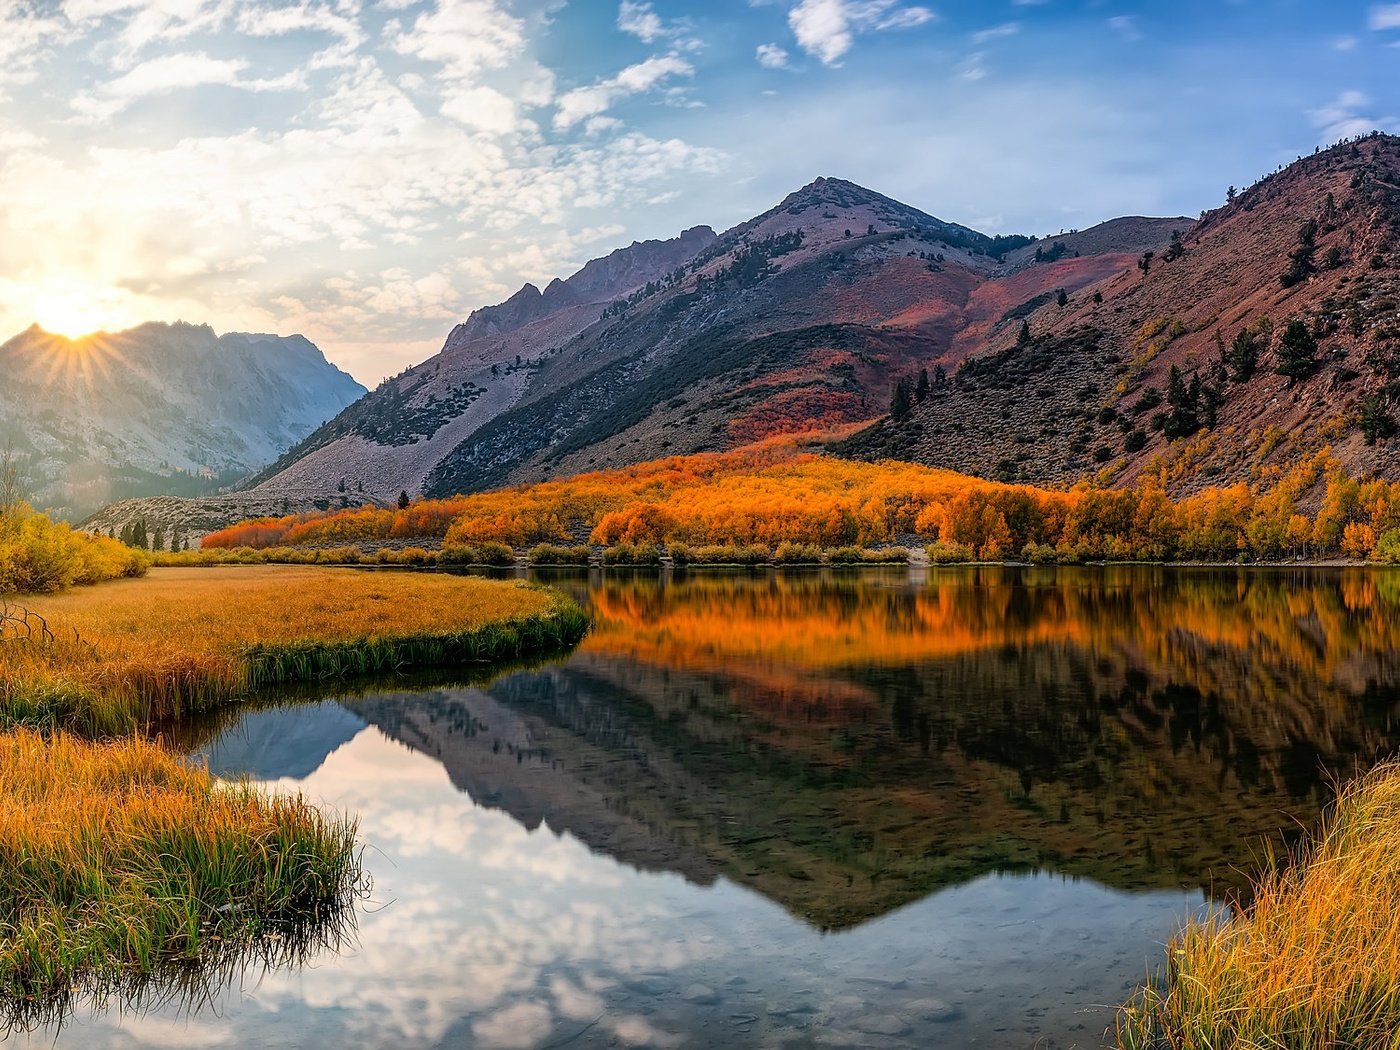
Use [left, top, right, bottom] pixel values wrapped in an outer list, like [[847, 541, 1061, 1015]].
[[0, 321, 364, 519], [843, 134, 1400, 492], [238, 177, 1178, 505]]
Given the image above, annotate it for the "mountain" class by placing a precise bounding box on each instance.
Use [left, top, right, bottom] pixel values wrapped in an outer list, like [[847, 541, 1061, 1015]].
[[238, 177, 1183, 504], [240, 225, 718, 500], [842, 133, 1400, 492], [0, 321, 364, 519]]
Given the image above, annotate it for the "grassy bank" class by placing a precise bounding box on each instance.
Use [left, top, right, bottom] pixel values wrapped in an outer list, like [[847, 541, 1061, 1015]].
[[0, 566, 589, 734], [1117, 761, 1400, 1048], [0, 729, 361, 1025]]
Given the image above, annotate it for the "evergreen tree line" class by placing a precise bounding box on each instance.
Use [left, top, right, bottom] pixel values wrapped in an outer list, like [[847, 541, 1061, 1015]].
[[112, 521, 192, 552]]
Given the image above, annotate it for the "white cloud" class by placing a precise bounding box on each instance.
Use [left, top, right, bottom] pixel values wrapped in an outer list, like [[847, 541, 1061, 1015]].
[[971, 22, 1018, 45], [1369, 4, 1400, 30], [617, 1, 702, 51], [389, 0, 526, 81], [553, 54, 694, 130], [72, 51, 306, 120], [756, 43, 791, 69], [0, 2, 66, 91], [439, 84, 523, 134], [235, 2, 368, 68], [61, 0, 235, 64], [787, 0, 935, 67], [618, 1, 664, 42], [1309, 90, 1400, 141]]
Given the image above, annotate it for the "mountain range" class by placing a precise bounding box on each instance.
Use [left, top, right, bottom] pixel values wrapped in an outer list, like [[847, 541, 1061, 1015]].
[[1, 322, 364, 520], [83, 134, 1400, 536]]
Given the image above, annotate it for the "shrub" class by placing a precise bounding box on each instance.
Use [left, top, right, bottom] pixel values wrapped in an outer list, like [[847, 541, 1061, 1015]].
[[773, 542, 823, 565], [1374, 530, 1400, 564], [601, 543, 662, 566], [0, 506, 149, 595], [440, 541, 516, 566], [687, 544, 770, 565], [527, 544, 591, 566], [927, 541, 975, 564], [829, 546, 908, 565]]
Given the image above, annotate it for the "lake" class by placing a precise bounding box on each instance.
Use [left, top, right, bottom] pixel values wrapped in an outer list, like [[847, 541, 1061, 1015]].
[[18, 566, 1400, 1049]]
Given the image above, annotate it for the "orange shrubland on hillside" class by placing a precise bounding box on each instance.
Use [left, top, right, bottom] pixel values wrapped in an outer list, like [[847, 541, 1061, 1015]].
[[202, 437, 1400, 563]]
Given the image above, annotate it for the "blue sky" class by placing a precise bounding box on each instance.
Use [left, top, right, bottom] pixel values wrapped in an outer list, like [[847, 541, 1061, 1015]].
[[0, 0, 1396, 383]]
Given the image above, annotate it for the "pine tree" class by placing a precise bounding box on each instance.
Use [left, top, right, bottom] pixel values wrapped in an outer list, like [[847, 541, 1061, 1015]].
[[152, 526, 165, 552], [890, 378, 913, 422], [1017, 320, 1032, 346], [1227, 328, 1259, 382], [1056, 288, 1069, 307], [1163, 366, 1201, 438], [1275, 319, 1319, 383], [1359, 396, 1398, 444], [915, 368, 931, 403], [398, 490, 411, 510]]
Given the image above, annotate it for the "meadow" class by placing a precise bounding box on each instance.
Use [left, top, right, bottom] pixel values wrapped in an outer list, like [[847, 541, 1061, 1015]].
[[197, 441, 1400, 564], [0, 566, 589, 735], [1116, 761, 1400, 1049], [0, 729, 361, 1027]]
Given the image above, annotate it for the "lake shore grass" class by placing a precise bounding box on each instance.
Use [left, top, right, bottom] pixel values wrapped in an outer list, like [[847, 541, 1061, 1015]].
[[0, 728, 361, 1026], [0, 566, 589, 735], [1116, 760, 1400, 1049]]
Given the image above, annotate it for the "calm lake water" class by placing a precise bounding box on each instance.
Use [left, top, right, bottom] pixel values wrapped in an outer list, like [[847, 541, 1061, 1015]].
[[20, 566, 1400, 1049]]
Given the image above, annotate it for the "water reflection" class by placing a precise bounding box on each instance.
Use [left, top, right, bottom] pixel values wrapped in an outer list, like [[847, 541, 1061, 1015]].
[[17, 567, 1400, 1048]]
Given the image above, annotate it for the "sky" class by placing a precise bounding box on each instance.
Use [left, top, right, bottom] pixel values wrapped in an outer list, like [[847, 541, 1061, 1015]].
[[0, 1, 1398, 385]]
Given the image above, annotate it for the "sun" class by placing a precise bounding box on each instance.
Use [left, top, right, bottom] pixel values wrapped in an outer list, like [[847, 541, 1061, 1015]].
[[28, 282, 138, 340]]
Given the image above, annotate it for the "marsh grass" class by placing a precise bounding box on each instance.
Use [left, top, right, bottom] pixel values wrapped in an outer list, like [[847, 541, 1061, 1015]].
[[0, 729, 363, 1029], [0, 567, 589, 735], [1117, 760, 1400, 1049]]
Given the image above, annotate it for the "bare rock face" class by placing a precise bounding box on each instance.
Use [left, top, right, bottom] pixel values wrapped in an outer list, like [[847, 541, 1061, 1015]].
[[0, 322, 364, 519]]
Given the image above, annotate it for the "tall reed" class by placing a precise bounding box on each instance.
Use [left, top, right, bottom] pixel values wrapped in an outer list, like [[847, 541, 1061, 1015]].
[[1117, 760, 1400, 1049], [0, 729, 363, 1027]]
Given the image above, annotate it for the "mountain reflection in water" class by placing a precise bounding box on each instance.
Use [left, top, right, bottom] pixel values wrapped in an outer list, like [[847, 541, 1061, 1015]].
[[21, 566, 1400, 1049]]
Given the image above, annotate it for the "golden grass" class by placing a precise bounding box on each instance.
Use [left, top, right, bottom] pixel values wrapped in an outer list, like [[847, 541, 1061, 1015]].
[[0, 728, 361, 1027], [0, 566, 588, 734], [1117, 761, 1400, 1049]]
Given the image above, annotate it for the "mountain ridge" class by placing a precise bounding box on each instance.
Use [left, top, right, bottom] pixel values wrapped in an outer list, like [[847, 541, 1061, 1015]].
[[1, 320, 364, 520]]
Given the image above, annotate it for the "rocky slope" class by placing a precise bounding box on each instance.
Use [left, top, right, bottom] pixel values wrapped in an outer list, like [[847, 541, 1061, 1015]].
[[1, 322, 364, 519], [844, 133, 1400, 493]]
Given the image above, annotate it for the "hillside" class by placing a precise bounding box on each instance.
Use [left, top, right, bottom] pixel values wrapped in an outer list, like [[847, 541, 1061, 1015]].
[[0, 322, 364, 519], [234, 177, 1180, 507], [843, 133, 1400, 494]]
